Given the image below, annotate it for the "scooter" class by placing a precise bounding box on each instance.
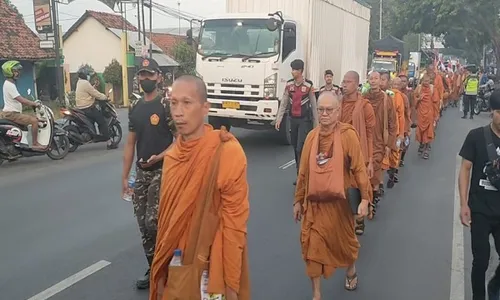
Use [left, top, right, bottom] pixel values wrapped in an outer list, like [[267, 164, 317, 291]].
[[58, 89, 122, 152], [474, 86, 494, 115], [0, 89, 70, 166]]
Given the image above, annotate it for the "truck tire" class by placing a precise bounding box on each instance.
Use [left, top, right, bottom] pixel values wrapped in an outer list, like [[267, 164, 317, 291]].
[[278, 116, 291, 145], [208, 116, 231, 131]]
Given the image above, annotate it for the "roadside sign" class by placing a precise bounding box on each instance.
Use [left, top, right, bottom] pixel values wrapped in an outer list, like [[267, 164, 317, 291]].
[[39, 40, 54, 49], [135, 41, 142, 57]]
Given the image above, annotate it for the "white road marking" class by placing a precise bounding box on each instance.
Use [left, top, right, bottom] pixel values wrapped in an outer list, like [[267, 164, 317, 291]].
[[450, 155, 465, 300], [279, 159, 296, 169], [27, 260, 111, 300]]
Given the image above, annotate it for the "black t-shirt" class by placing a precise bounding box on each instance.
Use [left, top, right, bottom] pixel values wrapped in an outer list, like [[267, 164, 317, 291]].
[[459, 126, 500, 216], [129, 96, 174, 170]]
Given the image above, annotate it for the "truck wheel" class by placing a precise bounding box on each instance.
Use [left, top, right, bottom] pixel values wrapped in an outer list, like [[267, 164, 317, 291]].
[[208, 116, 231, 131], [278, 117, 291, 145]]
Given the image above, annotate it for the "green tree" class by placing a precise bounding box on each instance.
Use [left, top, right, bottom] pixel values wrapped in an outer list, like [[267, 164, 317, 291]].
[[4, 0, 23, 18], [171, 41, 196, 76], [103, 59, 123, 104]]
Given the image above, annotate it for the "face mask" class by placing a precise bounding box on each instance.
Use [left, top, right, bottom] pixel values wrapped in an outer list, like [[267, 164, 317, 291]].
[[140, 79, 157, 94]]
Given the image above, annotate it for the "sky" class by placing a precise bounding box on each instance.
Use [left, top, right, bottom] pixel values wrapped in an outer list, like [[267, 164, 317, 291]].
[[12, 0, 225, 32]]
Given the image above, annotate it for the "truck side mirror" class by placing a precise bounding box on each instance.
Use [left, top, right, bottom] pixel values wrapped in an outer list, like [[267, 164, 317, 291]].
[[265, 18, 280, 32], [186, 29, 193, 45]]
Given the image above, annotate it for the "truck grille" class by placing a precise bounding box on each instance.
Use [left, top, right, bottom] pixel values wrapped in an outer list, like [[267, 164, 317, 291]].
[[206, 82, 261, 100]]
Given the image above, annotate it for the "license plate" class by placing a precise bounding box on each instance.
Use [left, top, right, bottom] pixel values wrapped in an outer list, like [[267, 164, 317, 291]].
[[222, 101, 240, 109]]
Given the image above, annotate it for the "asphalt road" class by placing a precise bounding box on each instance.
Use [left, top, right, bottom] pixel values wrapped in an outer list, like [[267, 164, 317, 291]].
[[0, 107, 498, 300]]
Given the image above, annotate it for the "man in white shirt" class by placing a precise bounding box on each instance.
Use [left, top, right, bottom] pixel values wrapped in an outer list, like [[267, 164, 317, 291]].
[[0, 61, 43, 150]]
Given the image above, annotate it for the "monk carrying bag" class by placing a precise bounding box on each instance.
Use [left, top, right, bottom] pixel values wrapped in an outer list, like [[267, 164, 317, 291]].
[[165, 144, 223, 300], [483, 125, 500, 191]]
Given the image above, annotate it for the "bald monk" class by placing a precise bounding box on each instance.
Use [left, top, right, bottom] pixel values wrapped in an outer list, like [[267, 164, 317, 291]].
[[397, 75, 412, 167], [426, 65, 445, 127], [293, 92, 370, 299], [414, 74, 437, 160], [364, 72, 397, 218], [380, 74, 405, 188], [150, 75, 250, 300], [340, 70, 375, 235]]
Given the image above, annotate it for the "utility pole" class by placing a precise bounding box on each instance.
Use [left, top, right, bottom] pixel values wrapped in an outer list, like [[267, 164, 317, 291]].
[[50, 0, 64, 105], [149, 0, 153, 59], [120, 1, 130, 107], [136, 0, 141, 41], [379, 0, 382, 39], [178, 0, 181, 35]]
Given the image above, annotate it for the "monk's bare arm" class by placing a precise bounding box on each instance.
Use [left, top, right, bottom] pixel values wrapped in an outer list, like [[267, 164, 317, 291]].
[[396, 97, 405, 138], [344, 129, 370, 201], [219, 141, 250, 295], [294, 132, 314, 206], [386, 98, 398, 150], [276, 89, 289, 124], [363, 102, 376, 162], [309, 89, 319, 126], [122, 132, 136, 181], [458, 158, 472, 208]]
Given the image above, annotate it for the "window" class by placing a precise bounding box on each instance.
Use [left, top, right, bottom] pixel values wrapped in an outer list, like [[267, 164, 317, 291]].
[[282, 22, 296, 61]]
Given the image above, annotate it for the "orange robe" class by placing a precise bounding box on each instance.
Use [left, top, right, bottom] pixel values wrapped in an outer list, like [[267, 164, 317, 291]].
[[366, 90, 397, 187], [382, 90, 405, 169], [340, 92, 376, 165], [444, 76, 452, 106], [294, 123, 370, 278], [151, 125, 250, 300], [415, 85, 438, 144], [433, 74, 445, 120], [401, 91, 411, 136]]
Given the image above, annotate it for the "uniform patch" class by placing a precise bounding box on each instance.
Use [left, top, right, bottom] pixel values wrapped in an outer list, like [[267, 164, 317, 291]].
[[150, 114, 160, 126], [301, 86, 307, 92]]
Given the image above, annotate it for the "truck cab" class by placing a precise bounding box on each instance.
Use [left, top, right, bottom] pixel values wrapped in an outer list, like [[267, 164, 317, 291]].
[[371, 50, 401, 75], [189, 13, 304, 144]]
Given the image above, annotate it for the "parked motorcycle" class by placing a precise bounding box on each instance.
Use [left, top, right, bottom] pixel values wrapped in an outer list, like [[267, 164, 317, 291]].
[[58, 89, 122, 152], [0, 89, 70, 166], [474, 86, 494, 115]]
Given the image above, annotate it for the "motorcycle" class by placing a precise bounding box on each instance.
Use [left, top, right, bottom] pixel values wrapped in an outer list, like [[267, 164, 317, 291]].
[[58, 89, 122, 152], [474, 86, 494, 115], [0, 89, 70, 166]]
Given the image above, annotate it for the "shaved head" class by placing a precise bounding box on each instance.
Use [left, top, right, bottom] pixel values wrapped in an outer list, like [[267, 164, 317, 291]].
[[368, 71, 381, 91], [380, 72, 390, 80], [392, 77, 402, 89], [342, 71, 360, 96], [317, 92, 341, 127], [318, 91, 340, 107], [345, 71, 360, 84], [173, 75, 207, 103]]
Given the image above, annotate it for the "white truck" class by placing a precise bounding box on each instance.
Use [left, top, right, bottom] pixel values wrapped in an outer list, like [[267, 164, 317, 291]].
[[408, 51, 422, 82], [187, 0, 371, 144]]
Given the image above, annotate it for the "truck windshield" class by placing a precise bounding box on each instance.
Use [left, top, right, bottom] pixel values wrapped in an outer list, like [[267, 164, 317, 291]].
[[372, 60, 396, 72], [199, 19, 280, 58]]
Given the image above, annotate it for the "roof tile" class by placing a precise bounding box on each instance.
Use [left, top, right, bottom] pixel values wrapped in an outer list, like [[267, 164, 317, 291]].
[[87, 10, 137, 31], [0, 0, 55, 60], [150, 33, 185, 56]]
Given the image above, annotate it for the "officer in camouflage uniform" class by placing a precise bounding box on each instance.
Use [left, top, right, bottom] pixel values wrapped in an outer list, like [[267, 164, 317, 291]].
[[122, 58, 175, 289]]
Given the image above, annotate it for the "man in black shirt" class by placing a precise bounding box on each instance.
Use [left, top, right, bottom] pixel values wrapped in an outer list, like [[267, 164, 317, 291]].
[[121, 58, 175, 289], [459, 90, 500, 300]]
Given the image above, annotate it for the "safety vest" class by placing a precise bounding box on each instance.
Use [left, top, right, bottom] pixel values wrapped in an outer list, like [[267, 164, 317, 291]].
[[464, 75, 479, 95]]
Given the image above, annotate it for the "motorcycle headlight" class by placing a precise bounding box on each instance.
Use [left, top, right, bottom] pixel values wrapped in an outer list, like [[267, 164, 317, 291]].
[[264, 73, 277, 98]]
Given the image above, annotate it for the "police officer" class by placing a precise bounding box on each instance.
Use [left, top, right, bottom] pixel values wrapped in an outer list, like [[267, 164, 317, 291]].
[[121, 58, 175, 289], [275, 59, 319, 185], [462, 65, 480, 119], [459, 90, 500, 300], [318, 69, 341, 96]]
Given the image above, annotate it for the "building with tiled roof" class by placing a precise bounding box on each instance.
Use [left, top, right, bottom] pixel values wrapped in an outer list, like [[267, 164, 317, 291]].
[[150, 33, 185, 56], [0, 0, 55, 107]]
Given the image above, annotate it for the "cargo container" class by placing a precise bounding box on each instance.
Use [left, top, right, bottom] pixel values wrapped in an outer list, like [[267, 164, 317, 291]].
[[189, 0, 371, 144]]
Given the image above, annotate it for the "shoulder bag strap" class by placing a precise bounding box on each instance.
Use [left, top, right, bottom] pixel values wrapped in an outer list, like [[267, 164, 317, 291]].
[[183, 143, 224, 265], [483, 125, 498, 161], [383, 93, 389, 145]]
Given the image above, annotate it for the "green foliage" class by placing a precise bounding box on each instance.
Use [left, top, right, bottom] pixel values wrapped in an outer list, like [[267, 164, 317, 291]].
[[171, 41, 196, 76], [4, 0, 23, 18], [103, 59, 122, 86]]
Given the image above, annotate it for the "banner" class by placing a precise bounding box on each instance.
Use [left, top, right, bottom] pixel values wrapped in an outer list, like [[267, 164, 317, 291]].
[[33, 0, 52, 34]]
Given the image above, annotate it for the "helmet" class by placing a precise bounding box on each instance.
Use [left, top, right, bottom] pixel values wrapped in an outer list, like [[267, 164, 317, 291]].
[[77, 65, 94, 80], [2, 60, 22, 78]]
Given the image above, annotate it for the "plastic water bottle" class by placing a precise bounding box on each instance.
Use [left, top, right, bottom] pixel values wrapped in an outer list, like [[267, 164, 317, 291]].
[[170, 249, 182, 267], [122, 170, 136, 202]]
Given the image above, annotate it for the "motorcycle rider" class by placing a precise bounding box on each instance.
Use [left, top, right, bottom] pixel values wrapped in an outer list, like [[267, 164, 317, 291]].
[[0, 60, 43, 151], [74, 66, 115, 149]]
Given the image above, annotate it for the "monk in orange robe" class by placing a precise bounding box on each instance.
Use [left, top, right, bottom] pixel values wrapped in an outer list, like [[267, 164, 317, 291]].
[[427, 65, 444, 126], [364, 72, 397, 218], [414, 74, 438, 160], [150, 76, 250, 300], [294, 92, 370, 299], [381, 75, 405, 189], [340, 70, 375, 235], [451, 71, 460, 107], [397, 75, 412, 167]]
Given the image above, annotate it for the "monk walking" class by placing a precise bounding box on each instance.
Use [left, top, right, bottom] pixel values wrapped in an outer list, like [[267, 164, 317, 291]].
[[414, 74, 438, 160], [380, 74, 405, 189], [397, 75, 412, 167], [340, 70, 375, 235], [150, 75, 250, 300], [426, 65, 444, 129], [294, 92, 370, 299], [365, 72, 397, 218]]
